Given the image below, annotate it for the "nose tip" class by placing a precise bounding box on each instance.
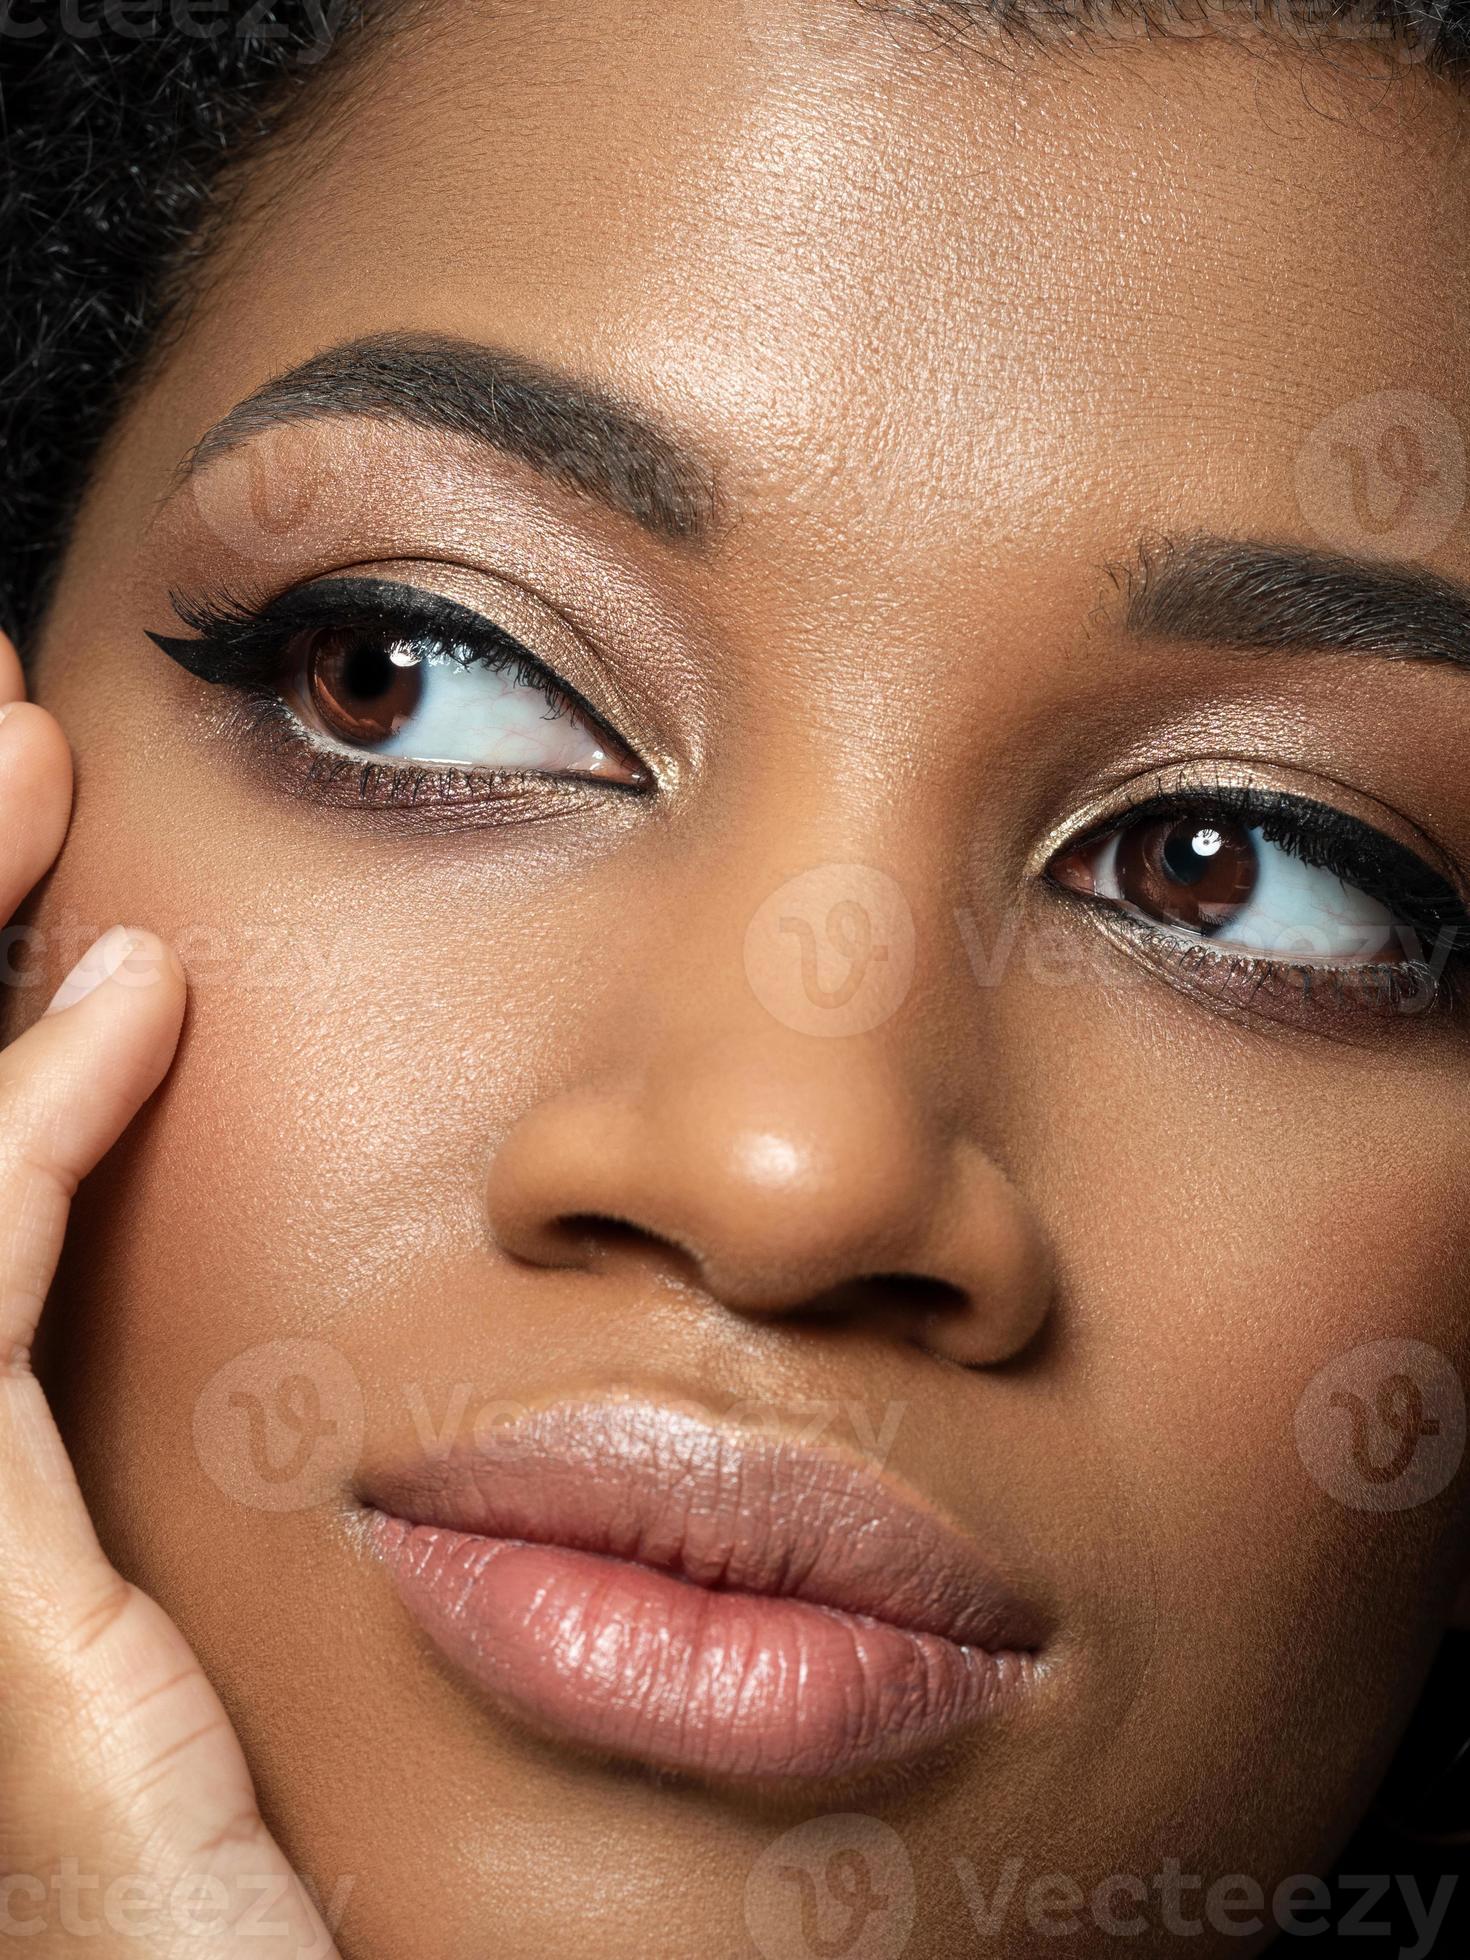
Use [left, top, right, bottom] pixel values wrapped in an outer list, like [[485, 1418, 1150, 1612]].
[[643, 1055, 955, 1306], [484, 1038, 1054, 1366]]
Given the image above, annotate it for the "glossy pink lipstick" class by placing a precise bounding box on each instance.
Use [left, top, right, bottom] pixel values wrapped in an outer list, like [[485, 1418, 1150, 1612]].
[[361, 1400, 1042, 1784]]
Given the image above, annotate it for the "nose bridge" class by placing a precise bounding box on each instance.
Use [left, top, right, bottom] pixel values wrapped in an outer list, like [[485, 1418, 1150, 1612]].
[[625, 766, 951, 1140]]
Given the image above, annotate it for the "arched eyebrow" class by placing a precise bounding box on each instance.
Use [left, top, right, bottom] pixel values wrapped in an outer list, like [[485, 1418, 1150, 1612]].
[[1116, 534, 1470, 670], [164, 330, 723, 546]]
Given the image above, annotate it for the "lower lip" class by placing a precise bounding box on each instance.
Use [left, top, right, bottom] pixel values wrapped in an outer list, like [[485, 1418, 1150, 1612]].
[[373, 1517, 1027, 1783]]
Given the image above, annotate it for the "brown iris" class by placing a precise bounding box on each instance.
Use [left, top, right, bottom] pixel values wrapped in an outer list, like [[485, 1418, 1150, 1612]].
[[1054, 811, 1261, 936], [1112, 816, 1257, 935], [297, 627, 425, 750]]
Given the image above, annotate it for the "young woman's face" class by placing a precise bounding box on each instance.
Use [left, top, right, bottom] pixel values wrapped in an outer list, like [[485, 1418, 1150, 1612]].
[[23, 3, 1470, 1952]]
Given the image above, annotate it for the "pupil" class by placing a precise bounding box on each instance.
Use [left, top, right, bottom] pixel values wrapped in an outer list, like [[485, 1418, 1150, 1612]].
[[1161, 826, 1219, 886], [341, 639, 399, 702]]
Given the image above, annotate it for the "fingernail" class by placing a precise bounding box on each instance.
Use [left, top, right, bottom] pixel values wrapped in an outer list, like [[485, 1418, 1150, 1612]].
[[45, 926, 140, 1015]]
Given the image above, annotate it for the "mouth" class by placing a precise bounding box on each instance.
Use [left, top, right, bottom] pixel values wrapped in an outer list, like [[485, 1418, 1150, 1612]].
[[359, 1399, 1045, 1785]]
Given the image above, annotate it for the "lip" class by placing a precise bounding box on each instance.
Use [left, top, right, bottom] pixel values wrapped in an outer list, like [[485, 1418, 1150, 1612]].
[[360, 1399, 1044, 1784]]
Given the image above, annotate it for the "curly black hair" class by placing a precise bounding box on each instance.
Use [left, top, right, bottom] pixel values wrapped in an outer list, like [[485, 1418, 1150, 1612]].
[[0, 0, 382, 647], [1, 0, 1468, 652]]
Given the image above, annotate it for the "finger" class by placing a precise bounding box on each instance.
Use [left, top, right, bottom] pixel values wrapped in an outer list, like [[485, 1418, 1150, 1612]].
[[0, 702, 75, 927], [0, 929, 338, 1957], [0, 929, 185, 1641]]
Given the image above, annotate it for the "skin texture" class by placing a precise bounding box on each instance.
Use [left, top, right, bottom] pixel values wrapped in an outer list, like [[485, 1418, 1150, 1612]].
[[9, 1, 1470, 1952]]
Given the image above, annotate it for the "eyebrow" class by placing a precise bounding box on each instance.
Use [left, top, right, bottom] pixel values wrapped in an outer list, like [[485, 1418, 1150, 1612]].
[[169, 331, 722, 545], [1117, 534, 1470, 671]]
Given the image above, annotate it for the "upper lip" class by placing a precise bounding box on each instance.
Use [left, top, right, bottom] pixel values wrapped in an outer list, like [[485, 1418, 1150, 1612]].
[[357, 1396, 1045, 1653]]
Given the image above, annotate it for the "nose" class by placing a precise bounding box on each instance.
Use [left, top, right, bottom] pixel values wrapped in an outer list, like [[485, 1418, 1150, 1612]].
[[484, 1027, 1053, 1368]]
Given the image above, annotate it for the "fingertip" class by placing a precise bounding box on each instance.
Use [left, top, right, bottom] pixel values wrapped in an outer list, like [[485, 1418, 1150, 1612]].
[[118, 929, 189, 1012], [45, 927, 186, 1021], [45, 926, 135, 1017], [0, 699, 75, 803]]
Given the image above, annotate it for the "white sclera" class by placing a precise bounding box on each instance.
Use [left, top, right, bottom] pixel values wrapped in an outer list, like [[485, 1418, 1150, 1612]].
[[360, 650, 615, 775]]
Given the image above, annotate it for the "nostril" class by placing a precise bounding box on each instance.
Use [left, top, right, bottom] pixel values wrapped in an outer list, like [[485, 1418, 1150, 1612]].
[[807, 1271, 970, 1320], [533, 1217, 970, 1328], [559, 1212, 648, 1249], [874, 1272, 968, 1310], [549, 1212, 703, 1283]]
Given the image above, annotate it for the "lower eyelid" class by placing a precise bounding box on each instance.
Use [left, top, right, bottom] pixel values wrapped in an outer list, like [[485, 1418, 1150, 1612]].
[[212, 690, 643, 823], [1066, 893, 1451, 1029]]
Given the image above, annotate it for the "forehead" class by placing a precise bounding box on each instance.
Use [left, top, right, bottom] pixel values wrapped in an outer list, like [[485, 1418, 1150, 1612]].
[[143, 0, 1470, 566]]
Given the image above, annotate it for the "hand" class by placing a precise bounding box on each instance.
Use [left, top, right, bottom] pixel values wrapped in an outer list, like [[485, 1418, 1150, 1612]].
[[0, 635, 340, 1957]]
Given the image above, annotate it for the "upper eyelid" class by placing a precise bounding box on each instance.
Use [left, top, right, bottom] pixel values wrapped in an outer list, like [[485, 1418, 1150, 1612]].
[[169, 562, 613, 696], [261, 580, 554, 675], [185, 574, 528, 645], [1064, 787, 1368, 855]]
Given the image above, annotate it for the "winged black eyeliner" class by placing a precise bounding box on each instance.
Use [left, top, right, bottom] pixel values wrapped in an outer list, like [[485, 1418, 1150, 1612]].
[[146, 574, 649, 779]]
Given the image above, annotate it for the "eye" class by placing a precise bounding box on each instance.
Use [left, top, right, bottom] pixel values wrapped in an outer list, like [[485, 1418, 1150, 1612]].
[[147, 575, 649, 791], [285, 621, 639, 781], [1050, 795, 1462, 968]]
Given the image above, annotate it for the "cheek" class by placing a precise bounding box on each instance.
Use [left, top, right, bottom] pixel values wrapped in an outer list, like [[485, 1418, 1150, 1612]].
[[1015, 983, 1470, 1850], [32, 819, 631, 1299], [16, 673, 581, 1432]]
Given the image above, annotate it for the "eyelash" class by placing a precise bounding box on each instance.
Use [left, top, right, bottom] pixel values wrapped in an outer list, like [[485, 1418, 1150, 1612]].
[[1048, 779, 1470, 1025], [147, 576, 649, 807]]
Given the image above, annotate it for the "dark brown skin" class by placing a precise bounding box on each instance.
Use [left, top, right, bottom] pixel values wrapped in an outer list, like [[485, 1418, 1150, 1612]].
[[3, 3, 1470, 1953]]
